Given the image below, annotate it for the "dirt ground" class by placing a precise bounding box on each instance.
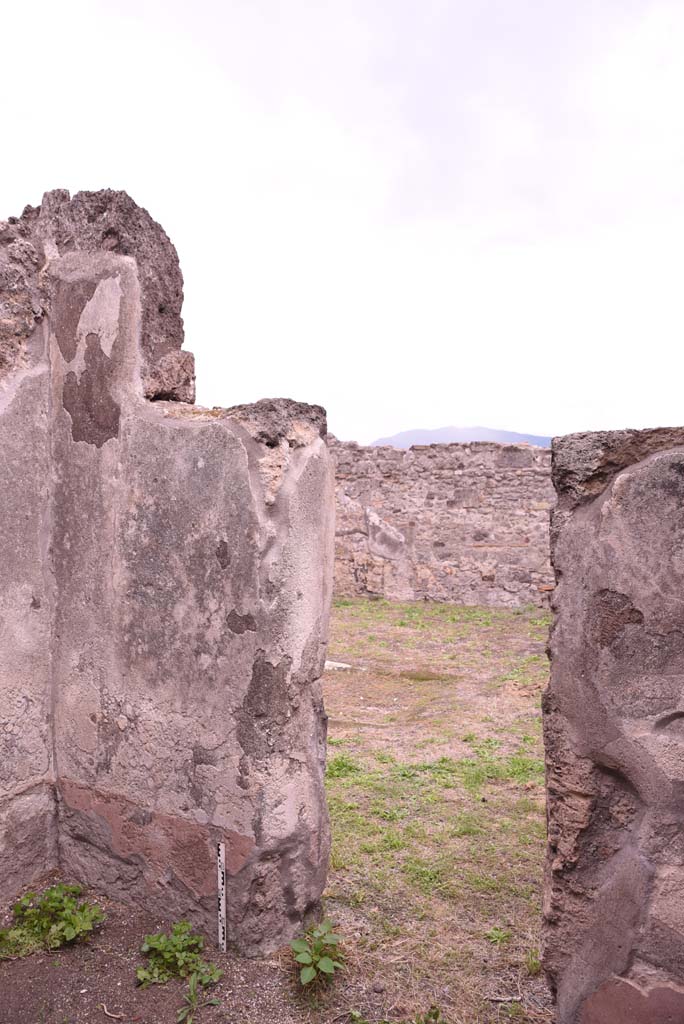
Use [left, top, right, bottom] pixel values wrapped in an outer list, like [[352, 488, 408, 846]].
[[1, 598, 552, 1024]]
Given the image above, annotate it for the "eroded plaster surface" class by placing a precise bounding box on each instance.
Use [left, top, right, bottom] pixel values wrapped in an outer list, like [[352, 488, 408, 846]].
[[0, 201, 334, 953], [0, 189, 193, 401]]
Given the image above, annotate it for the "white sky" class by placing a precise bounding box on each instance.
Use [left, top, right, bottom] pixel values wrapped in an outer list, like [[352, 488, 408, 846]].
[[2, 0, 683, 443]]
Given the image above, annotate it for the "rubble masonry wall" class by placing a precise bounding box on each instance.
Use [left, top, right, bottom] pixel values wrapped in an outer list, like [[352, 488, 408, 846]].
[[331, 436, 554, 607]]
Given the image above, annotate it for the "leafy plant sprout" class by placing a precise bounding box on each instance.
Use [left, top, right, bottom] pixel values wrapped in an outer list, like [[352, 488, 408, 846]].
[[290, 918, 344, 986], [136, 921, 222, 988], [0, 883, 104, 958], [176, 971, 220, 1024]]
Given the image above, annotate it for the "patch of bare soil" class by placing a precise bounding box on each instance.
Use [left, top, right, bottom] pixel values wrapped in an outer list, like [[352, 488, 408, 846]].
[[0, 886, 303, 1024], [319, 599, 553, 1024]]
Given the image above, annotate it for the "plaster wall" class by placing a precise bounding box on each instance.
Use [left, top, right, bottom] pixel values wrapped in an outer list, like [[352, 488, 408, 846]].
[[0, 192, 334, 953]]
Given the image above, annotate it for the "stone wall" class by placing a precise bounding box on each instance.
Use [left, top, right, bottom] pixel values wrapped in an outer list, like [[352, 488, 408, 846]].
[[0, 192, 334, 954], [543, 428, 684, 1022], [331, 437, 554, 607]]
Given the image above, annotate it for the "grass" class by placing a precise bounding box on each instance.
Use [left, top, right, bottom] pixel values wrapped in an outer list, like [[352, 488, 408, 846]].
[[484, 927, 512, 947], [326, 753, 363, 778], [525, 948, 542, 977], [322, 597, 551, 1024]]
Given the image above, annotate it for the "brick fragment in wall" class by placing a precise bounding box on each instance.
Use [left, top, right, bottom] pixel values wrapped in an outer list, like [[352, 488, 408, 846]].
[[0, 199, 334, 953], [328, 435, 555, 606], [542, 427, 684, 1023]]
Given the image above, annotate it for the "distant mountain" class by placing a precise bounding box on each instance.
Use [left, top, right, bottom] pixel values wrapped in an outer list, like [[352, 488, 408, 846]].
[[371, 426, 552, 448]]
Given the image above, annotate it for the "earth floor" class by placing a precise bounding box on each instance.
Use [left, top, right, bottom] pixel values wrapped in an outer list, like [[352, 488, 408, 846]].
[[1, 598, 553, 1024]]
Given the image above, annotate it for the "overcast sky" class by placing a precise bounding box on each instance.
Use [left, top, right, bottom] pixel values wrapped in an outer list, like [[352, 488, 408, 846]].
[[2, 1, 683, 443]]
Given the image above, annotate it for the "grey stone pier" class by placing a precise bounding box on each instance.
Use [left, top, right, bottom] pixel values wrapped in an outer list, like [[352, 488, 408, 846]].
[[0, 191, 334, 953]]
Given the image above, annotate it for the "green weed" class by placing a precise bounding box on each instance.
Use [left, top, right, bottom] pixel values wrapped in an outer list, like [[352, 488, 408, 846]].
[[525, 947, 542, 976], [0, 884, 104, 958], [351, 1006, 445, 1023], [484, 926, 511, 946], [327, 754, 362, 778], [400, 669, 443, 682], [449, 812, 485, 837], [378, 830, 407, 852], [291, 918, 343, 986], [176, 971, 220, 1024], [463, 870, 509, 895], [502, 1003, 525, 1019], [403, 857, 449, 894], [136, 921, 222, 988]]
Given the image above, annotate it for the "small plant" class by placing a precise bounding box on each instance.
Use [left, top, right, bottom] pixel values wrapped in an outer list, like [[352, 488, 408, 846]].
[[290, 918, 343, 986], [525, 946, 542, 976], [484, 925, 511, 946], [136, 921, 222, 988], [176, 971, 220, 1024], [450, 811, 485, 837], [326, 753, 362, 778], [502, 1003, 525, 1020], [350, 1008, 445, 1024], [0, 883, 104, 958], [414, 1010, 445, 1024]]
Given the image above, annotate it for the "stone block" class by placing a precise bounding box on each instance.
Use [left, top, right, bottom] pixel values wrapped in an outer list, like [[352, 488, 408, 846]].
[[543, 428, 684, 1020]]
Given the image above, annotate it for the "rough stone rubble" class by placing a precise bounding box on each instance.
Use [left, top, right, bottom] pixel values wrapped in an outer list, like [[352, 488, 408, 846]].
[[543, 427, 684, 1021], [0, 191, 334, 953], [0, 189, 193, 401]]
